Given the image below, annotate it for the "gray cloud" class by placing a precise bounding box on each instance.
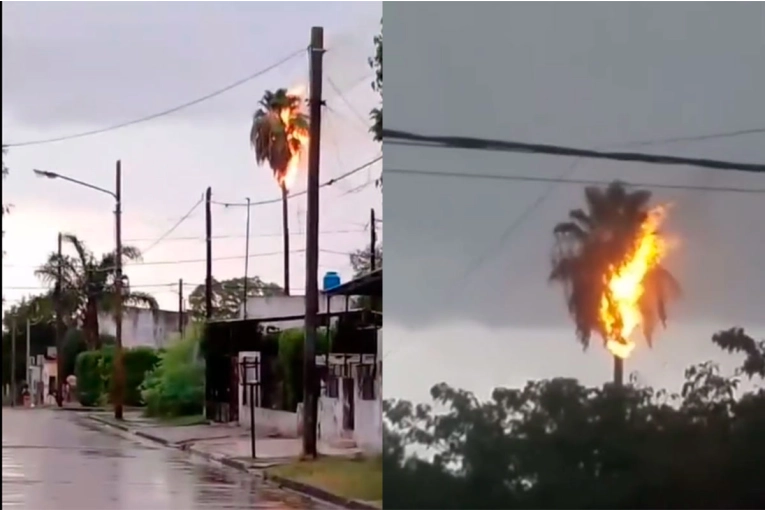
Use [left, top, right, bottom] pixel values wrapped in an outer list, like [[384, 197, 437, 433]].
[[384, 3, 765, 331], [2, 2, 380, 129]]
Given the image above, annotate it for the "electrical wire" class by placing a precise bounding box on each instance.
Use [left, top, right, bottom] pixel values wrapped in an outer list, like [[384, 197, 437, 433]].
[[4, 47, 307, 148], [121, 228, 365, 243], [2, 282, 204, 291], [384, 129, 765, 173], [2, 248, 354, 270], [386, 168, 765, 194], [213, 155, 382, 208], [326, 76, 370, 131], [140, 192, 205, 255]]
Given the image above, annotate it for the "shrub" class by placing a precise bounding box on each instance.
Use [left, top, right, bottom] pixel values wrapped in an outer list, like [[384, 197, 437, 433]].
[[123, 346, 160, 406], [74, 344, 159, 407], [74, 350, 103, 407], [277, 327, 332, 411], [140, 325, 204, 417]]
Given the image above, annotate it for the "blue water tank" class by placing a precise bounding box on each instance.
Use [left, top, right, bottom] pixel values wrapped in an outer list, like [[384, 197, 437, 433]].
[[323, 271, 341, 291]]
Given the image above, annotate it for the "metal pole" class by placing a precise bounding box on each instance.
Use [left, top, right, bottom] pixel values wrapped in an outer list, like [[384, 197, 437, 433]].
[[205, 187, 213, 320], [55, 232, 64, 407], [25, 319, 31, 390], [11, 317, 16, 407], [178, 278, 184, 337], [302, 25, 325, 459], [249, 383, 256, 458], [114, 160, 125, 420], [243, 197, 251, 319]]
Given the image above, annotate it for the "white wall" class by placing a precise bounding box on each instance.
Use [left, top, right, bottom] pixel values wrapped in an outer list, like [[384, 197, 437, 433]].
[[317, 354, 383, 454], [99, 307, 187, 349], [237, 351, 300, 438], [238, 294, 353, 329]]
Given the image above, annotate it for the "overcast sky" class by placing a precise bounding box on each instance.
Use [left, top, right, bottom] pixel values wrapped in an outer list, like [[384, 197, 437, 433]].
[[383, 3, 765, 402], [2, 2, 382, 312]]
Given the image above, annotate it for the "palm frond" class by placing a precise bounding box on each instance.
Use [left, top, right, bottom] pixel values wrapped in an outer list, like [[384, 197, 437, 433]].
[[62, 233, 93, 268], [568, 209, 593, 230], [123, 290, 160, 311], [553, 222, 589, 242]]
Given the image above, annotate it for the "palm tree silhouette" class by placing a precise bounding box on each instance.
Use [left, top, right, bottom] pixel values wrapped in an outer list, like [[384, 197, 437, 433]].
[[549, 181, 680, 385]]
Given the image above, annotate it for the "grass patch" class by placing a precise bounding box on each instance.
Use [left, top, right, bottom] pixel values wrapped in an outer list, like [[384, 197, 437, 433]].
[[157, 414, 208, 427], [268, 455, 382, 503]]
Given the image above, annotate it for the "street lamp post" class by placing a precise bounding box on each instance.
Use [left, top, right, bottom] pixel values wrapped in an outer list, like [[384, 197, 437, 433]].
[[33, 161, 125, 420]]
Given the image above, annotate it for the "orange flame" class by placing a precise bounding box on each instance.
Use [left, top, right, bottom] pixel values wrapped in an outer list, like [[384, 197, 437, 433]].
[[277, 86, 309, 191], [599, 207, 668, 359]]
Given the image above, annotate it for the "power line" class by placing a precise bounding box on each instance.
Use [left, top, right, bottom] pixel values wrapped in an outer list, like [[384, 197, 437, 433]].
[[4, 48, 307, 148], [2, 248, 353, 270], [214, 155, 382, 208], [619, 127, 765, 149], [2, 282, 204, 291], [386, 168, 765, 194], [445, 127, 765, 296], [139, 192, 205, 255], [326, 76, 370, 130], [121, 228, 365, 243], [383, 129, 765, 173]]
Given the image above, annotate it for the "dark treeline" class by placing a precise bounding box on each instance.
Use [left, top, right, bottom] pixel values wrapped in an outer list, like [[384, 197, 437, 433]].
[[383, 327, 765, 509]]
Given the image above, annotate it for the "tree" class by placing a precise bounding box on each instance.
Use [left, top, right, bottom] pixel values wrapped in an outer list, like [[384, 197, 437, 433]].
[[549, 181, 680, 384], [349, 244, 383, 310], [369, 20, 383, 189], [188, 276, 285, 320], [350, 243, 383, 279], [250, 88, 309, 295], [383, 327, 765, 509], [35, 234, 159, 350], [2, 294, 57, 387]]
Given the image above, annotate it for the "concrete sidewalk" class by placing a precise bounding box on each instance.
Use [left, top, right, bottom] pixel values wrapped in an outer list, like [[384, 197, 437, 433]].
[[84, 411, 377, 509]]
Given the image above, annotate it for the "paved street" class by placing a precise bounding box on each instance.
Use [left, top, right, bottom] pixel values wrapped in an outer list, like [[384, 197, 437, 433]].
[[2, 409, 318, 510]]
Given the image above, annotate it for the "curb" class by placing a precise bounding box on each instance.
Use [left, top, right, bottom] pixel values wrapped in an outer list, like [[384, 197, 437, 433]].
[[84, 414, 371, 508], [264, 473, 380, 510]]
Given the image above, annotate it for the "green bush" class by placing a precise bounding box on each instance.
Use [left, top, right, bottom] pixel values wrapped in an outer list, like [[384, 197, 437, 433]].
[[123, 346, 160, 406], [74, 350, 103, 407], [277, 327, 332, 411], [140, 325, 205, 418], [75, 345, 159, 407]]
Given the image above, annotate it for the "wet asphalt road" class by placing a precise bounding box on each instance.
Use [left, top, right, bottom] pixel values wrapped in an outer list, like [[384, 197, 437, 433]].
[[2, 408, 318, 510]]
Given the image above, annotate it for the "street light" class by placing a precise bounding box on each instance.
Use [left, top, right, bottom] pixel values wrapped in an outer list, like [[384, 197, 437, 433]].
[[33, 161, 125, 420]]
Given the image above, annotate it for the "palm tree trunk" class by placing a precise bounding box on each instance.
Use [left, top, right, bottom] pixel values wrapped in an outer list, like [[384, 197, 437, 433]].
[[84, 300, 101, 350], [613, 355, 624, 387], [281, 184, 290, 296]]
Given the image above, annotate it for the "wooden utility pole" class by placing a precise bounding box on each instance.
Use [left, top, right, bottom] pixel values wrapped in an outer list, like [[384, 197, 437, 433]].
[[302, 25, 325, 459], [205, 187, 213, 320], [114, 160, 125, 420], [178, 278, 184, 337], [10, 317, 16, 407], [370, 208, 377, 272], [55, 232, 64, 407], [281, 186, 291, 296]]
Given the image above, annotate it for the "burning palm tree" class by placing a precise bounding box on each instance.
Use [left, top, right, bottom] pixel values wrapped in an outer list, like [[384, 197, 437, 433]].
[[250, 88, 309, 295], [549, 181, 681, 386]]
